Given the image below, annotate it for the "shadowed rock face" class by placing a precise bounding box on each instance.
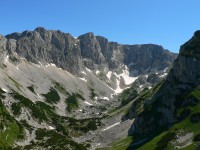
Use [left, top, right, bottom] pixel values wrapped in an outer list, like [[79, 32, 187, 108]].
[[167, 30, 200, 87], [5, 27, 177, 76], [128, 30, 200, 136], [122, 44, 177, 76]]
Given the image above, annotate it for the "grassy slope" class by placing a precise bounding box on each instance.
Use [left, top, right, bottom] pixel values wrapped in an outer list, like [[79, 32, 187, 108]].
[[0, 88, 24, 149]]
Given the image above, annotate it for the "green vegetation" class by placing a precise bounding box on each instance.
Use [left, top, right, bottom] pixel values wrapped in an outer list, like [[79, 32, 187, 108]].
[[9, 55, 19, 63], [52, 81, 70, 96], [108, 136, 133, 150], [65, 93, 84, 112], [193, 133, 200, 142], [0, 89, 25, 149], [10, 91, 57, 122], [23, 128, 88, 150], [118, 87, 138, 107], [0, 88, 6, 99], [180, 31, 200, 57], [155, 132, 176, 150], [134, 86, 200, 150], [20, 120, 33, 132], [42, 87, 60, 104], [89, 87, 97, 100], [103, 83, 200, 150], [8, 89, 102, 149], [53, 81, 85, 112], [68, 117, 101, 135]]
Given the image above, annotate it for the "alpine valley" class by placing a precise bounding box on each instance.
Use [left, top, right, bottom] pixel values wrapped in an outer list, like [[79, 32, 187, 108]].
[[3, 26, 199, 150]]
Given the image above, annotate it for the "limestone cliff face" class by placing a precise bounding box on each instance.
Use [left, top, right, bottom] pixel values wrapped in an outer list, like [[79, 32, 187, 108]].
[[6, 27, 82, 74], [4, 27, 177, 76], [128, 30, 200, 136], [123, 44, 177, 76]]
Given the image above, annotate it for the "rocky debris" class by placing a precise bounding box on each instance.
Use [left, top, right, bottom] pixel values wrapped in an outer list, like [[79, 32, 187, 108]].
[[172, 132, 193, 149]]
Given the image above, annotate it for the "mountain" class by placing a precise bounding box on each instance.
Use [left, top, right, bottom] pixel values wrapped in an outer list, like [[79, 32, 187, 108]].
[[123, 30, 200, 150], [0, 27, 177, 149], [5, 27, 177, 75]]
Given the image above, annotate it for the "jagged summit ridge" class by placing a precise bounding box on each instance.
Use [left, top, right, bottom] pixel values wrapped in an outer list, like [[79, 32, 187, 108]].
[[4, 27, 177, 76]]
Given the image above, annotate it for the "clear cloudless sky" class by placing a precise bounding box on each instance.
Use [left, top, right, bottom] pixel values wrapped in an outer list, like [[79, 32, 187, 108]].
[[0, 0, 200, 53]]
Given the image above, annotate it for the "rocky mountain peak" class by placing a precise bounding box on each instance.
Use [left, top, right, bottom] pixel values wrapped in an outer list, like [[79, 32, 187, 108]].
[[34, 26, 46, 33], [180, 30, 200, 58], [78, 32, 95, 39]]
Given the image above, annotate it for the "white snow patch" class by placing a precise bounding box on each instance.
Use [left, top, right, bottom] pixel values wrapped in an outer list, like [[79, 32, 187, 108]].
[[96, 143, 101, 146], [160, 73, 168, 77], [38, 61, 43, 65], [163, 67, 168, 73], [78, 109, 83, 112], [50, 63, 56, 67], [13, 52, 18, 56], [118, 66, 138, 85], [102, 122, 120, 131], [37, 93, 42, 99], [79, 77, 87, 82], [114, 79, 123, 94], [16, 65, 19, 70], [35, 64, 41, 67], [96, 70, 100, 74], [106, 71, 112, 79], [81, 71, 87, 75], [48, 126, 55, 130], [4, 55, 9, 63], [102, 97, 109, 101], [84, 101, 93, 106], [2, 88, 8, 92], [45, 63, 50, 67], [86, 68, 92, 72]]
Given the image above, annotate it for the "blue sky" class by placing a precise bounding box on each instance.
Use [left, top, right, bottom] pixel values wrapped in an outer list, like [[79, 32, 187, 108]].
[[0, 0, 200, 53]]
